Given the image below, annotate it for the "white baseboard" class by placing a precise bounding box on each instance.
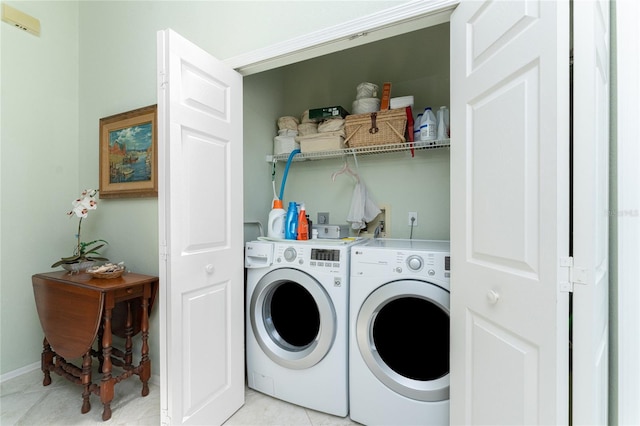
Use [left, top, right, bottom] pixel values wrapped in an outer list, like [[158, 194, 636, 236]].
[[0, 361, 40, 383]]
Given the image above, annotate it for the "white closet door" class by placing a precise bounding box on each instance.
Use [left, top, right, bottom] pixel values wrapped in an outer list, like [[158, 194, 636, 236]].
[[157, 29, 244, 425], [572, 0, 610, 424], [450, 1, 570, 424]]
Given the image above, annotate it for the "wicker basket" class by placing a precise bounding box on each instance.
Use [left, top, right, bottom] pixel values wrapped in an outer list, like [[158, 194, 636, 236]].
[[87, 264, 125, 279], [344, 108, 407, 147]]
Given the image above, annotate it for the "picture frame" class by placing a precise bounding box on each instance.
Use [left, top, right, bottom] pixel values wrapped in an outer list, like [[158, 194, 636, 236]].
[[99, 105, 158, 198]]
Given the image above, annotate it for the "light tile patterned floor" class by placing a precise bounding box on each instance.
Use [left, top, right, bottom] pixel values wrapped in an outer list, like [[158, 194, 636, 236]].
[[1, 368, 360, 425]]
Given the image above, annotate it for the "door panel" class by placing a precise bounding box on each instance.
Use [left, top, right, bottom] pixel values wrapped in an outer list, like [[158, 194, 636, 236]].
[[158, 29, 244, 425], [572, 0, 610, 423], [450, 1, 570, 424], [468, 314, 538, 424], [470, 63, 540, 276]]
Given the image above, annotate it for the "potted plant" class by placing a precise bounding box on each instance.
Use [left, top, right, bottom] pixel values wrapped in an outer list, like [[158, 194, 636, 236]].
[[51, 189, 108, 272]]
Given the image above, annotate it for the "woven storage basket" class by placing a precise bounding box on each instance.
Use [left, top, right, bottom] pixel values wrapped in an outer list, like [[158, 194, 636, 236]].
[[344, 108, 407, 147], [88, 269, 125, 279]]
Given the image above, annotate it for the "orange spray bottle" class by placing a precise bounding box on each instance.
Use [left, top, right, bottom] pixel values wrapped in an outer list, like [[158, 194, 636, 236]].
[[297, 203, 309, 240]]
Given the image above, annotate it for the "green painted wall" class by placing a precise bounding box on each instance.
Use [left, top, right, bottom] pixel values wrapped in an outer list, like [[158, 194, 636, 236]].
[[0, 0, 408, 376], [1, 0, 80, 376]]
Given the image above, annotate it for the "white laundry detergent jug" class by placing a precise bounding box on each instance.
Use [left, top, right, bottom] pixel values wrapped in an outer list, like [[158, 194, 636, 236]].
[[419, 107, 437, 142], [267, 199, 286, 238]]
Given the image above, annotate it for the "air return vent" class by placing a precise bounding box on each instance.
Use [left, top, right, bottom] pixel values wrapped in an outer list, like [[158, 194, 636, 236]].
[[2, 4, 40, 36]]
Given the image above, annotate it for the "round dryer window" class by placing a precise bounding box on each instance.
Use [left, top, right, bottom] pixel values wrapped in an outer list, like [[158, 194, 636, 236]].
[[250, 268, 336, 370], [356, 279, 450, 401]]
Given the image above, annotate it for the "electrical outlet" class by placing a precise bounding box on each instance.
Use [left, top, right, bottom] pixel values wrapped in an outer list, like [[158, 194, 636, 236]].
[[317, 212, 330, 225], [408, 211, 418, 226]]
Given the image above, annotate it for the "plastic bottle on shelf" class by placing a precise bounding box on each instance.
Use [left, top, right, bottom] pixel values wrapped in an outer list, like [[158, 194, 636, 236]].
[[437, 106, 450, 140], [306, 214, 313, 239], [297, 203, 309, 240], [267, 199, 286, 238], [419, 107, 437, 142], [285, 202, 298, 240], [414, 112, 423, 142]]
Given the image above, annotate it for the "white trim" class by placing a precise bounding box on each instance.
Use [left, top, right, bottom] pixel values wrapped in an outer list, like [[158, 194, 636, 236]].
[[224, 0, 459, 75], [616, 1, 640, 424], [0, 361, 39, 383]]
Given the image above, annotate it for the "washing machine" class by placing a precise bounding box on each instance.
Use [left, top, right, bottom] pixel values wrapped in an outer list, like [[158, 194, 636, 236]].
[[245, 238, 365, 417], [349, 238, 450, 425]]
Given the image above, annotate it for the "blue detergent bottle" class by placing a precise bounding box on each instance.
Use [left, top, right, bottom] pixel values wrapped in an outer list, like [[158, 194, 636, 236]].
[[285, 202, 298, 240]]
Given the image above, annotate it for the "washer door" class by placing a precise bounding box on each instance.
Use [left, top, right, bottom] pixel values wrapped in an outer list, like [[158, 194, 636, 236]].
[[356, 279, 449, 401], [250, 268, 336, 370]]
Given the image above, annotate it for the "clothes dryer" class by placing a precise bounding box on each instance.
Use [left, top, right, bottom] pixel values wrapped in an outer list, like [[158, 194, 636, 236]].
[[349, 239, 450, 425], [245, 238, 365, 417]]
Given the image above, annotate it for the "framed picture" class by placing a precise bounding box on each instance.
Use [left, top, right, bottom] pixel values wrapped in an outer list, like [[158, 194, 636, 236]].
[[99, 105, 158, 198]]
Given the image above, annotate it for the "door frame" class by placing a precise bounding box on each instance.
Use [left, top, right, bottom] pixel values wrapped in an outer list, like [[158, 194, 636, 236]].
[[614, 1, 640, 423], [219, 0, 622, 424], [224, 0, 459, 76]]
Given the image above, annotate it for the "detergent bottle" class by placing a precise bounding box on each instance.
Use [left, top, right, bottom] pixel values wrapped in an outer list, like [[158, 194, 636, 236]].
[[285, 202, 298, 240], [297, 203, 309, 240], [267, 199, 286, 238], [437, 106, 449, 140], [419, 107, 437, 142]]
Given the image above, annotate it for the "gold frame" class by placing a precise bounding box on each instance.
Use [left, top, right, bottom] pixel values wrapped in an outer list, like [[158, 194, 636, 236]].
[[99, 105, 158, 198]]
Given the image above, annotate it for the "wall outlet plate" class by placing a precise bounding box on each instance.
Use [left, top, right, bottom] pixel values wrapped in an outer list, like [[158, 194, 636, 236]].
[[408, 211, 418, 226], [317, 212, 330, 225]]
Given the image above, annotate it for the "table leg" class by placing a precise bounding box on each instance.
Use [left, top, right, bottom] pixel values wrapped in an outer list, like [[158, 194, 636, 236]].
[[81, 352, 92, 414], [125, 300, 133, 368], [97, 326, 104, 372], [41, 337, 53, 386], [100, 306, 114, 421], [140, 290, 150, 397]]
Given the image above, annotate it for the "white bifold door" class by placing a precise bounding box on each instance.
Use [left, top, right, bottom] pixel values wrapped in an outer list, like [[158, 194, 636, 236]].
[[450, 0, 608, 424], [157, 29, 245, 425], [155, 0, 609, 423]]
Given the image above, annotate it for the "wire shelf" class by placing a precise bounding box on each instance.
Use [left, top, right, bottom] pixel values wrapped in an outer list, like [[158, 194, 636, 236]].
[[266, 139, 450, 162]]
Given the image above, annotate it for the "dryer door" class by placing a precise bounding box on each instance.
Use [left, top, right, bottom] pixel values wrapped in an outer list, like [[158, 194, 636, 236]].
[[250, 268, 336, 370], [356, 279, 449, 402]]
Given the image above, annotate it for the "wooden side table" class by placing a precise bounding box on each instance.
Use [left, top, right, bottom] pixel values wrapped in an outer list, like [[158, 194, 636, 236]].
[[32, 270, 158, 421]]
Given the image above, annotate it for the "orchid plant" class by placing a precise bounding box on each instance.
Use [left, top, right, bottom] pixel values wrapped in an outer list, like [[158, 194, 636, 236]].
[[51, 189, 109, 268]]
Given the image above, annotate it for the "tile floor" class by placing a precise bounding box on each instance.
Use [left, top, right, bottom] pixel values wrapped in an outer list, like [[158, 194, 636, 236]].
[[0, 368, 360, 425]]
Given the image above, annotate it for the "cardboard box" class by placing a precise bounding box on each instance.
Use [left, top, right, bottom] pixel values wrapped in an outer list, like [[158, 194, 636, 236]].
[[308, 106, 350, 120], [297, 131, 345, 153]]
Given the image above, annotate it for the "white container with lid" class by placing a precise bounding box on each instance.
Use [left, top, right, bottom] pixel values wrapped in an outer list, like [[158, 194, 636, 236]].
[[389, 96, 414, 109]]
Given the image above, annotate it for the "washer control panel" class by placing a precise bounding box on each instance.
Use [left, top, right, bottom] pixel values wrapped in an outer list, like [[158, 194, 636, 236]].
[[274, 244, 348, 272]]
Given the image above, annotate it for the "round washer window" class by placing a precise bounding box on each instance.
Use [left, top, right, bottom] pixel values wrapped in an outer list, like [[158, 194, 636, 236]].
[[356, 279, 450, 402], [265, 281, 320, 349], [251, 268, 336, 370]]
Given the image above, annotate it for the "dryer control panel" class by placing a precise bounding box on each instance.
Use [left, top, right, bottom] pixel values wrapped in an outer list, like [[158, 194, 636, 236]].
[[351, 247, 450, 286]]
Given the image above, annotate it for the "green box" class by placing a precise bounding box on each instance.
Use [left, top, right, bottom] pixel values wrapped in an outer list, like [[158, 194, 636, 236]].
[[308, 106, 350, 120]]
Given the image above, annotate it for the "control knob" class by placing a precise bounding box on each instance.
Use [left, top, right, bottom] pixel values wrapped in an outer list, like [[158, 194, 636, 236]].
[[283, 247, 297, 262], [407, 255, 423, 271]]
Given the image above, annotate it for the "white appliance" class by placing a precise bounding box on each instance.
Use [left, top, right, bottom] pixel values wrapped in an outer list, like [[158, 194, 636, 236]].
[[245, 238, 365, 417], [349, 238, 451, 425]]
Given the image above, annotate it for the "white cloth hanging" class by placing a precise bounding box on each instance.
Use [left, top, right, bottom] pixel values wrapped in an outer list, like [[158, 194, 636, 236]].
[[347, 179, 381, 230]]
